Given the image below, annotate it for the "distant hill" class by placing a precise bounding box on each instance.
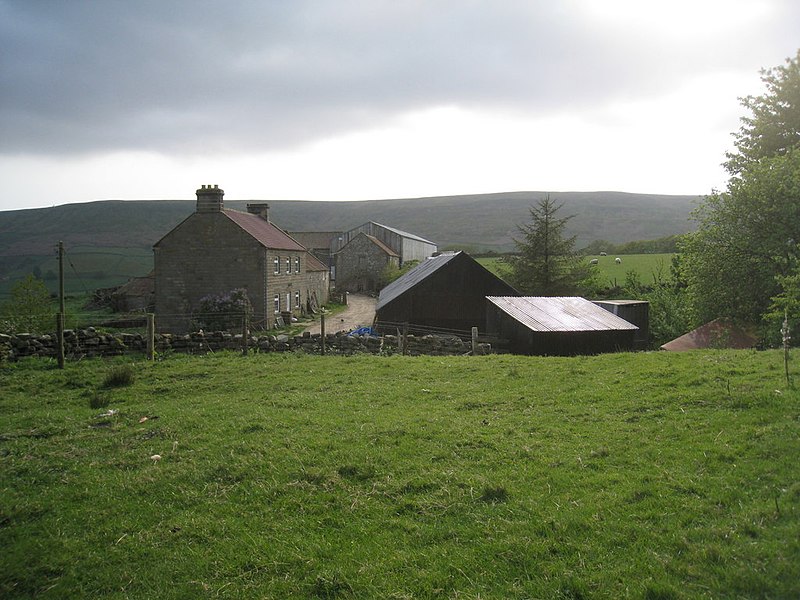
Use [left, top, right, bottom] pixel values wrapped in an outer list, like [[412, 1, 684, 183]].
[[0, 191, 699, 296]]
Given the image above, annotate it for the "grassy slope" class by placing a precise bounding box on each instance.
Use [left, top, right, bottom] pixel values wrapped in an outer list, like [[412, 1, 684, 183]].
[[1, 351, 798, 599], [478, 254, 676, 287]]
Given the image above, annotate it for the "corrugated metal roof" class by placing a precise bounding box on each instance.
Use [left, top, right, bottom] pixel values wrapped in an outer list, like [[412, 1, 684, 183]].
[[370, 221, 436, 245], [364, 234, 400, 257], [487, 296, 639, 332], [376, 252, 461, 310], [660, 319, 758, 351], [224, 210, 306, 251]]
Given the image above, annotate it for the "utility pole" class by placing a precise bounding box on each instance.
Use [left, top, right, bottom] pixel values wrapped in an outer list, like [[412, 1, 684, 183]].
[[56, 241, 65, 369]]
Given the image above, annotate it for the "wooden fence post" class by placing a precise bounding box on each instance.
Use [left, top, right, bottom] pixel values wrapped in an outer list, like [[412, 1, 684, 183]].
[[402, 322, 409, 356], [321, 312, 326, 355], [146, 313, 155, 361], [471, 327, 478, 355], [242, 311, 250, 356], [56, 312, 65, 369]]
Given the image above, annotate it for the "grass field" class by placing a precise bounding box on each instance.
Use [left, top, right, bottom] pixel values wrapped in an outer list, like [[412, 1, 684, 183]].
[[478, 254, 676, 287], [1, 351, 798, 598], [0, 246, 153, 301]]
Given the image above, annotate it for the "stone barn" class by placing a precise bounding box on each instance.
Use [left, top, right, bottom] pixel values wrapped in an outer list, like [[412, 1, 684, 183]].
[[486, 296, 638, 355], [335, 232, 400, 293], [333, 222, 437, 289], [375, 251, 518, 333], [154, 185, 329, 333]]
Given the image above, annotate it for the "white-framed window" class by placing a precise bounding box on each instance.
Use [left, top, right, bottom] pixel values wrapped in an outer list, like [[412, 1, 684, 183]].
[[295, 291, 301, 309], [273, 256, 280, 274], [273, 295, 280, 313], [294, 256, 300, 273], [285, 257, 291, 274]]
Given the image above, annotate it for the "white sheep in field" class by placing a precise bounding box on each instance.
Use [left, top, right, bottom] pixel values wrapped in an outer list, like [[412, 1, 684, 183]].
[[589, 258, 599, 265], [615, 257, 622, 264]]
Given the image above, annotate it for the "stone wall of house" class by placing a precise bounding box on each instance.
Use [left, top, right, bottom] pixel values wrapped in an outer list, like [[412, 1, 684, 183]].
[[335, 233, 399, 293], [155, 213, 268, 332], [155, 213, 328, 333], [0, 329, 490, 362]]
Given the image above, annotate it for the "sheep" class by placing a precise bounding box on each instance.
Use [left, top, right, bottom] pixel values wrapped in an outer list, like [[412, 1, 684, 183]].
[[589, 258, 599, 265], [600, 252, 607, 256], [615, 257, 622, 264]]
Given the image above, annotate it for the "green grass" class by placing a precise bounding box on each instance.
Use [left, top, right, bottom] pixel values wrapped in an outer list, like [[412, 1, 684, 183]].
[[478, 254, 676, 287], [1, 351, 798, 598]]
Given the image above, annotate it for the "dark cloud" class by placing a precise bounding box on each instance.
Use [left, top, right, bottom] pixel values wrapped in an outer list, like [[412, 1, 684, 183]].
[[1, 0, 797, 155]]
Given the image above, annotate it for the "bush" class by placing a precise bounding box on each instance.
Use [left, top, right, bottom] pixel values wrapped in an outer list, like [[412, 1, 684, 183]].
[[195, 288, 252, 332]]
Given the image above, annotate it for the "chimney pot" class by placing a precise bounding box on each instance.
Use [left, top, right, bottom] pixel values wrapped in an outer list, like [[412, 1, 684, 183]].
[[196, 184, 224, 213]]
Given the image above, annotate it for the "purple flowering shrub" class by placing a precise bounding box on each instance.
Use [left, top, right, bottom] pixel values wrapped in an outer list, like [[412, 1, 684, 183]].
[[195, 288, 252, 332]]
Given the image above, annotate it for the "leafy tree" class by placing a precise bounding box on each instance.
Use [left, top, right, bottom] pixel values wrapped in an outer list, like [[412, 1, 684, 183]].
[[683, 51, 800, 329], [725, 50, 800, 176], [682, 145, 800, 325], [502, 196, 587, 295], [1, 275, 53, 334], [623, 258, 690, 348]]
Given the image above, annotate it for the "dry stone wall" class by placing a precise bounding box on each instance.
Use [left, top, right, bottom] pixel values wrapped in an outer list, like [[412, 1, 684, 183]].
[[0, 329, 490, 362]]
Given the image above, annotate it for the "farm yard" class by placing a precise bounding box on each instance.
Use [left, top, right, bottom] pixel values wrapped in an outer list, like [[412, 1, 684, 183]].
[[1, 350, 798, 598]]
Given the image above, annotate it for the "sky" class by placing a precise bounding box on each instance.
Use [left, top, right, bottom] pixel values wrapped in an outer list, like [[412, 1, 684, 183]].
[[1, 1, 798, 211]]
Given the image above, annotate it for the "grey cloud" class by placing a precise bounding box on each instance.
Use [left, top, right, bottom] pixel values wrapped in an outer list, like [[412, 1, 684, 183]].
[[1, 0, 797, 155]]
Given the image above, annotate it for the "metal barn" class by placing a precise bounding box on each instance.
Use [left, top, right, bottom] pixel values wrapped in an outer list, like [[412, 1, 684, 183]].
[[331, 222, 437, 265], [486, 296, 638, 355], [376, 251, 518, 333]]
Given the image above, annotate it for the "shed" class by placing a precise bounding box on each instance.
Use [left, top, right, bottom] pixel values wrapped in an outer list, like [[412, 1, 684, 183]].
[[376, 251, 518, 332], [593, 300, 650, 349], [111, 272, 154, 312], [660, 319, 759, 351], [486, 296, 638, 355]]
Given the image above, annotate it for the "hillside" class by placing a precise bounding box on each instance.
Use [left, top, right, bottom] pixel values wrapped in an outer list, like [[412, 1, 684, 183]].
[[0, 191, 699, 295]]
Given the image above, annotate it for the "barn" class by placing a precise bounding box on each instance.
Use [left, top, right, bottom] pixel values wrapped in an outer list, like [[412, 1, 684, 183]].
[[334, 232, 400, 293], [375, 251, 518, 333], [486, 296, 638, 355]]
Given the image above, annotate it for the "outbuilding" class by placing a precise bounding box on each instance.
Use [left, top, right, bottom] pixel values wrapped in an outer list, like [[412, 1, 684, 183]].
[[376, 251, 518, 333], [486, 296, 638, 355]]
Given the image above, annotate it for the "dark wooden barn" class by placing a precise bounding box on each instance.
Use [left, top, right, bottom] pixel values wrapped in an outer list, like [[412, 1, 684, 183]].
[[486, 296, 638, 355], [375, 251, 518, 333]]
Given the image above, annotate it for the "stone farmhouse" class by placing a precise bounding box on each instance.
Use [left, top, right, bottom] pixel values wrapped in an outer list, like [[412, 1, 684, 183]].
[[154, 185, 329, 333], [333, 221, 437, 293]]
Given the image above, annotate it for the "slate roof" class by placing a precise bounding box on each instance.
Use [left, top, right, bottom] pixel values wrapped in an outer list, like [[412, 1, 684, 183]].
[[224, 210, 306, 251], [376, 252, 461, 310], [288, 231, 341, 250], [486, 296, 638, 332], [305, 253, 329, 272]]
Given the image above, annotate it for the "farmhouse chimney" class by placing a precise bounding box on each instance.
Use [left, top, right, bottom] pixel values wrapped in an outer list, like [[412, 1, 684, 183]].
[[246, 203, 270, 222], [196, 184, 224, 213]]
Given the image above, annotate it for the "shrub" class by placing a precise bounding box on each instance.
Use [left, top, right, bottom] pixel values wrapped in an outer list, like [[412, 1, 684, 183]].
[[88, 391, 110, 409], [195, 288, 252, 332], [103, 365, 135, 388]]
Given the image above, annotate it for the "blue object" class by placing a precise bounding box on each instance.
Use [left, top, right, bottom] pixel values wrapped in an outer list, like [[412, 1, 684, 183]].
[[348, 326, 377, 337]]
